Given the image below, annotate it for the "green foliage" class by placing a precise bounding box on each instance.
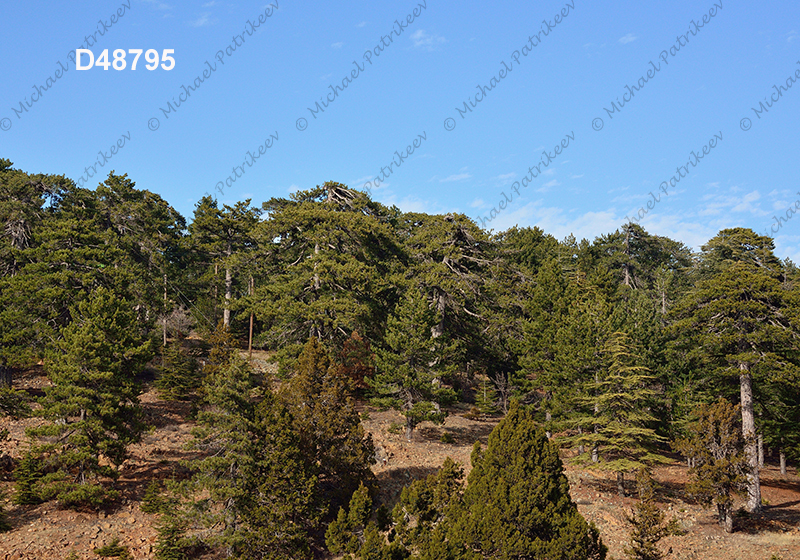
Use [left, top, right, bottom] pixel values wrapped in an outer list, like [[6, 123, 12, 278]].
[[94, 537, 131, 558], [387, 405, 606, 560], [26, 287, 151, 507], [674, 398, 750, 532], [182, 355, 320, 558], [13, 450, 42, 505], [439, 432, 455, 444], [141, 480, 176, 514], [446, 403, 607, 560], [569, 331, 669, 495], [282, 338, 375, 512], [0, 387, 30, 418], [155, 342, 200, 401], [326, 482, 373, 554], [474, 378, 498, 416], [372, 288, 458, 441], [154, 515, 190, 560], [624, 469, 681, 560]]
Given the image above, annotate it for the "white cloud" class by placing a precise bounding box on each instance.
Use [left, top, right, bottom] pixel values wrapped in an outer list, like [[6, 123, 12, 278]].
[[357, 21, 367, 28], [495, 172, 516, 181], [619, 33, 637, 44], [470, 198, 485, 208], [202, 1, 217, 7], [143, 0, 172, 10], [571, 174, 584, 179], [189, 13, 213, 27], [440, 173, 471, 183], [411, 29, 446, 50], [331, 42, 344, 49]]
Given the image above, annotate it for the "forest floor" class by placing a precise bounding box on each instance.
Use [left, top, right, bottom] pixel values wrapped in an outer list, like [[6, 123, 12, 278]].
[[1, 358, 799, 560]]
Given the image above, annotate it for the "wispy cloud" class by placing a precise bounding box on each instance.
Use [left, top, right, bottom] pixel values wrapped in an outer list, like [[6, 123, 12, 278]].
[[619, 33, 637, 44], [143, 0, 173, 10], [331, 42, 344, 49], [440, 173, 471, 183], [189, 12, 214, 27], [411, 29, 446, 50], [202, 1, 217, 7], [470, 198, 485, 208], [357, 21, 367, 28]]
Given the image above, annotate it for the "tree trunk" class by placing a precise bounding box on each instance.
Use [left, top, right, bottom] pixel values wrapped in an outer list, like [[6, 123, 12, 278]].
[[545, 411, 552, 439], [0, 360, 11, 388], [248, 276, 254, 360], [591, 445, 599, 463], [740, 364, 762, 513], [577, 426, 584, 455], [163, 273, 168, 347], [718, 503, 734, 533], [758, 433, 764, 469], [780, 450, 787, 476], [405, 415, 414, 442], [616, 471, 625, 497], [223, 241, 233, 328]]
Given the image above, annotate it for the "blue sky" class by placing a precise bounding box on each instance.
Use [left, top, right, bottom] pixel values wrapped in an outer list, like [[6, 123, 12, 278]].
[[2, 0, 799, 261]]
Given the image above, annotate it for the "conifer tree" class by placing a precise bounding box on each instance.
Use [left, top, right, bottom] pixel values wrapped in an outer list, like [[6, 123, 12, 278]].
[[440, 402, 607, 560], [155, 342, 200, 401], [27, 287, 152, 506], [624, 469, 680, 560], [372, 288, 458, 441], [670, 229, 800, 513], [282, 338, 375, 512], [183, 355, 320, 558], [474, 377, 498, 416], [674, 399, 749, 533], [570, 332, 668, 496]]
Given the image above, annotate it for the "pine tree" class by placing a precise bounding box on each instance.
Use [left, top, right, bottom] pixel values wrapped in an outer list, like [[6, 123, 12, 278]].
[[670, 229, 800, 513], [570, 331, 668, 496], [27, 287, 152, 506], [184, 355, 319, 558], [281, 338, 375, 512], [155, 342, 200, 401], [12, 450, 41, 505], [624, 469, 680, 560], [674, 398, 749, 533], [372, 288, 458, 441], [474, 377, 498, 416]]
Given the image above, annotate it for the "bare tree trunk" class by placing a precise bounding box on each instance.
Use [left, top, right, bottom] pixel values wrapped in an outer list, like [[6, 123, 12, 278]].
[[405, 415, 414, 442], [577, 426, 584, 455], [616, 471, 625, 497], [740, 364, 762, 513], [163, 273, 168, 347], [718, 504, 734, 533], [780, 450, 787, 476], [758, 433, 764, 469], [223, 240, 233, 328], [248, 276, 254, 360], [545, 411, 552, 439]]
